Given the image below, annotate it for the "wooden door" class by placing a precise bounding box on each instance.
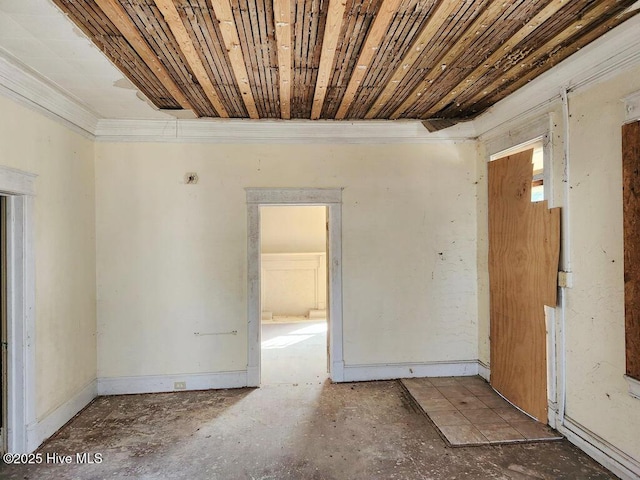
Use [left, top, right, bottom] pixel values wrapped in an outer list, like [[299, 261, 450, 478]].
[[489, 150, 560, 421]]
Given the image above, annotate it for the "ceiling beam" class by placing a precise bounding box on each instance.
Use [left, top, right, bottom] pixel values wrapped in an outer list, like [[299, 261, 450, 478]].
[[389, 0, 512, 119], [311, 0, 347, 120], [94, 0, 194, 111], [334, 0, 401, 120], [210, 0, 260, 119], [449, 0, 621, 116], [419, 0, 570, 119], [153, 0, 229, 117], [364, 0, 459, 119], [273, 0, 292, 119]]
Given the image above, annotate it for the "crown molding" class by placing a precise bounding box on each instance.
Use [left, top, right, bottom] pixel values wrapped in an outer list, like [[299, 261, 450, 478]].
[[0, 50, 99, 138], [94, 118, 476, 144], [474, 13, 640, 138]]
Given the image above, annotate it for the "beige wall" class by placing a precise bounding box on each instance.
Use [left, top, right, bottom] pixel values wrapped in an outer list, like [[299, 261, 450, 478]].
[[95, 142, 479, 377], [0, 96, 96, 420], [261, 205, 326, 253]]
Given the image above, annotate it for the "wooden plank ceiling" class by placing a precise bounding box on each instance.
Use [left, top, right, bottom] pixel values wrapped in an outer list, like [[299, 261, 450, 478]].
[[53, 0, 640, 126]]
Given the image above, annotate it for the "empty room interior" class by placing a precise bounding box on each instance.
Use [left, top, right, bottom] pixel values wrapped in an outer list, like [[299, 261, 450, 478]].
[[1, 0, 640, 478]]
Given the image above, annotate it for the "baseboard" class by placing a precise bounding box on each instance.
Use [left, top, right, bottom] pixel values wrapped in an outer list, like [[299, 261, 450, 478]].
[[478, 360, 490, 381], [559, 416, 640, 480], [97, 371, 248, 395], [27, 379, 97, 452], [341, 360, 480, 382]]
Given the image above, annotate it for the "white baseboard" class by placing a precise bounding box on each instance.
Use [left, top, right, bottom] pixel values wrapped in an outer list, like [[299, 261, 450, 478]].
[[559, 416, 640, 480], [97, 371, 248, 395], [341, 360, 480, 382], [478, 360, 490, 381], [27, 379, 97, 452]]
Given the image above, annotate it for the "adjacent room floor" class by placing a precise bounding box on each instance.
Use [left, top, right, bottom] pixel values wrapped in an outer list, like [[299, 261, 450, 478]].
[[1, 380, 616, 480]]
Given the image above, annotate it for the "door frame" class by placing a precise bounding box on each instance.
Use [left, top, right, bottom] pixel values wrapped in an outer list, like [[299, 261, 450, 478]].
[[246, 188, 344, 386], [0, 165, 37, 453]]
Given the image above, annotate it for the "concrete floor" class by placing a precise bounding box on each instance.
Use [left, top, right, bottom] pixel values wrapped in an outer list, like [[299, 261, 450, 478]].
[[261, 320, 328, 385], [1, 380, 616, 480], [0, 325, 617, 479]]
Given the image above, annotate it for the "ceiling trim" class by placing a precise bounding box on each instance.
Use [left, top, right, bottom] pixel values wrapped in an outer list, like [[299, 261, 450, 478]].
[[0, 51, 99, 138], [94, 118, 476, 144]]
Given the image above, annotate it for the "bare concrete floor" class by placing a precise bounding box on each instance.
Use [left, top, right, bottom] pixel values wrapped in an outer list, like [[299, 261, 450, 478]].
[[1, 381, 616, 480]]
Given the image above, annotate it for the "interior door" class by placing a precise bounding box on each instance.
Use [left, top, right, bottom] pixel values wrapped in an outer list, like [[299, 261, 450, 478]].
[[488, 149, 560, 422]]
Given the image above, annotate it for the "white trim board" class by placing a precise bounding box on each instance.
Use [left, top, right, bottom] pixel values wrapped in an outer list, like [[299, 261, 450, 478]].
[[560, 416, 640, 480], [27, 380, 97, 452], [94, 118, 476, 144], [97, 371, 248, 396], [625, 90, 640, 124], [0, 167, 37, 454], [0, 51, 98, 138], [341, 361, 480, 383]]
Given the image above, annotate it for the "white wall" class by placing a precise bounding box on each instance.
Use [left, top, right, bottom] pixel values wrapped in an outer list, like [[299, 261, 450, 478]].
[[0, 96, 96, 423], [562, 65, 640, 462], [95, 142, 479, 378], [478, 63, 640, 470]]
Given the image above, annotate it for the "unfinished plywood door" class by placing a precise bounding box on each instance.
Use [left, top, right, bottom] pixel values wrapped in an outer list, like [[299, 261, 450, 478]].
[[489, 150, 560, 422]]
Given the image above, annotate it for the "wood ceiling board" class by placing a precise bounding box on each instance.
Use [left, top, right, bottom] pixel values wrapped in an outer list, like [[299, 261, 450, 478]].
[[319, 0, 382, 119], [461, 9, 638, 120], [346, 0, 438, 119], [374, 0, 491, 119], [416, 0, 564, 119], [127, 0, 219, 116], [94, 0, 194, 111], [211, 0, 260, 118], [291, 0, 327, 118], [445, 0, 631, 118], [54, 0, 182, 109], [51, 0, 640, 121], [273, 0, 292, 118], [311, 0, 348, 119], [364, 0, 463, 119], [389, 0, 516, 119], [232, 0, 280, 118], [183, 0, 248, 117], [154, 0, 229, 117], [334, 0, 400, 119]]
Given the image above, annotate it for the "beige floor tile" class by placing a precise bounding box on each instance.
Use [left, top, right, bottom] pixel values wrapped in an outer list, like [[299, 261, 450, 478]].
[[493, 407, 534, 423], [428, 410, 472, 427], [409, 387, 445, 401], [464, 383, 494, 395], [420, 397, 457, 412], [476, 424, 526, 442], [436, 385, 473, 398], [449, 396, 488, 410], [475, 394, 511, 409], [460, 408, 508, 425], [511, 421, 562, 440], [402, 378, 433, 388], [439, 425, 489, 445], [429, 377, 460, 387]]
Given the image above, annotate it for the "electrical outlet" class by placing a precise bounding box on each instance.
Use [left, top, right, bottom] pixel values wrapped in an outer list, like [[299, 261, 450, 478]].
[[174, 381, 186, 390]]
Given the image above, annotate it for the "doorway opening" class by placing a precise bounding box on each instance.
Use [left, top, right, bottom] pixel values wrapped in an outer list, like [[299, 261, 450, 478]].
[[260, 206, 328, 385], [246, 188, 344, 387]]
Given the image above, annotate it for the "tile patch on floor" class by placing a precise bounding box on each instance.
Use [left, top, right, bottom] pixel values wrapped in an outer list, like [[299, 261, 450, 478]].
[[400, 376, 563, 447]]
